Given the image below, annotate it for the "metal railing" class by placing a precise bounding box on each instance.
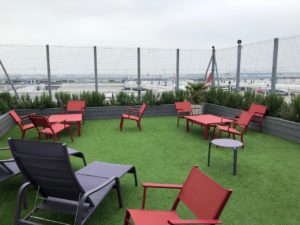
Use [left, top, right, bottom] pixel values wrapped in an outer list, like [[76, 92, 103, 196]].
[[0, 35, 300, 100]]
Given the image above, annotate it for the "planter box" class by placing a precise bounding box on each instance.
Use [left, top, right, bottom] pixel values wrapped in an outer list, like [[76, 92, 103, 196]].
[[204, 103, 300, 144], [15, 104, 176, 120]]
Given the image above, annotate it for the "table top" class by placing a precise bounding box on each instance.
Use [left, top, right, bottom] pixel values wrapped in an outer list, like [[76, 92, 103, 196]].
[[185, 114, 232, 125], [48, 114, 82, 123], [211, 138, 243, 148]]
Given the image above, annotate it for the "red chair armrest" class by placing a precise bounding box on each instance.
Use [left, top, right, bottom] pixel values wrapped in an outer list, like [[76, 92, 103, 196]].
[[142, 183, 183, 209], [143, 183, 183, 189], [168, 219, 222, 225]]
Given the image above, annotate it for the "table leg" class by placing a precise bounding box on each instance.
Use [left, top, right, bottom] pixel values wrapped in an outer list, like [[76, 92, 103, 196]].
[[204, 125, 208, 139], [186, 119, 190, 132], [77, 121, 81, 136], [233, 147, 238, 175], [208, 142, 212, 167]]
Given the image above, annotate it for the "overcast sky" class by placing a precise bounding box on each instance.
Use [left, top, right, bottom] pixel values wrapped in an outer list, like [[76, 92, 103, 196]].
[[0, 0, 299, 49]]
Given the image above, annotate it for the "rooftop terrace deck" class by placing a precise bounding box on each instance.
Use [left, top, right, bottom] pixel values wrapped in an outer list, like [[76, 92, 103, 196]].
[[0, 116, 299, 224]]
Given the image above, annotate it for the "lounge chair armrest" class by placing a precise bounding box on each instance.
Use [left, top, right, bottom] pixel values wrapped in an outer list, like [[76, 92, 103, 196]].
[[0, 147, 10, 151], [143, 183, 183, 189], [77, 177, 116, 220], [0, 158, 14, 163], [15, 182, 31, 222], [81, 176, 116, 201], [168, 219, 222, 225], [142, 183, 182, 209]]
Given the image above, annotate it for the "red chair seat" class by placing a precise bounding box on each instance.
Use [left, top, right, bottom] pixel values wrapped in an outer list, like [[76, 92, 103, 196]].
[[217, 125, 241, 135], [128, 209, 180, 225], [122, 114, 139, 121], [41, 124, 70, 135], [23, 124, 35, 130]]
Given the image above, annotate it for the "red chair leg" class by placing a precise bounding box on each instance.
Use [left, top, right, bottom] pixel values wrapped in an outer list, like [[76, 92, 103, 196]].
[[211, 126, 216, 140], [124, 210, 131, 225], [21, 130, 25, 140], [68, 127, 74, 142], [241, 135, 244, 148], [53, 134, 57, 142], [120, 117, 124, 131], [137, 120, 142, 131], [218, 129, 222, 138]]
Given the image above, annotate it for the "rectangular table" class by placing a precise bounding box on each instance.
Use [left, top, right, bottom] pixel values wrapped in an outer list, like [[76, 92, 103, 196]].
[[48, 114, 83, 136], [185, 114, 233, 140]]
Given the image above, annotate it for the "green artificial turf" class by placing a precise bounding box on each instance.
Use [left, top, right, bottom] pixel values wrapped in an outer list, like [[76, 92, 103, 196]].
[[0, 116, 299, 225]]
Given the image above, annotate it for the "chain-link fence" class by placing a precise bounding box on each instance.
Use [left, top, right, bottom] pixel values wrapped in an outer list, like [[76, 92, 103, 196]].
[[1, 35, 300, 100]]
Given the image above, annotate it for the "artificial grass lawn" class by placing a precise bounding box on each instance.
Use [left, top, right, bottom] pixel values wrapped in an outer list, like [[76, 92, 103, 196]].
[[0, 116, 299, 225]]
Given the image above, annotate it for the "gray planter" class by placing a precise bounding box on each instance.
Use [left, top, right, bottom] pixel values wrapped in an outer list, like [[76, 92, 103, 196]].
[[204, 103, 300, 144], [0, 104, 177, 138], [15, 104, 176, 120]]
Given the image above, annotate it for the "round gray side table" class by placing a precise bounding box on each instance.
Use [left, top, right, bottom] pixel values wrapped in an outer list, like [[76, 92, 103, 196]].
[[208, 138, 243, 176]]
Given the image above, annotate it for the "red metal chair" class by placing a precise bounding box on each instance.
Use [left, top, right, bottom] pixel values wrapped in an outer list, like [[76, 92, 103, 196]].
[[29, 115, 74, 142], [9, 110, 35, 140], [124, 166, 232, 225], [66, 100, 86, 124], [175, 101, 193, 127], [212, 112, 253, 147], [120, 104, 147, 131], [248, 103, 267, 132]]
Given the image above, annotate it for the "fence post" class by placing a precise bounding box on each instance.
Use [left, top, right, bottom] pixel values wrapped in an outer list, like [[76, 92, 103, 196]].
[[271, 38, 279, 93], [46, 45, 52, 96], [176, 49, 180, 91], [236, 40, 242, 92], [137, 47, 141, 100], [211, 46, 215, 86], [94, 46, 98, 92]]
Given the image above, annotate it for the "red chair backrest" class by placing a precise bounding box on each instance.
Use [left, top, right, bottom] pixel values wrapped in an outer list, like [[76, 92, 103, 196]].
[[175, 102, 192, 113], [178, 166, 232, 220], [28, 115, 51, 129], [138, 104, 147, 118], [67, 100, 86, 112], [9, 110, 23, 125], [248, 103, 267, 117], [237, 112, 253, 128]]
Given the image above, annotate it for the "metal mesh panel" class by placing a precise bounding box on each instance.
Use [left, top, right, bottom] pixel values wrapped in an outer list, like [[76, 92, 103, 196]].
[[215, 47, 237, 89], [240, 40, 273, 92], [0, 45, 47, 97], [50, 46, 94, 95], [277, 35, 300, 96], [180, 49, 211, 89], [140, 48, 176, 93], [97, 47, 136, 97]]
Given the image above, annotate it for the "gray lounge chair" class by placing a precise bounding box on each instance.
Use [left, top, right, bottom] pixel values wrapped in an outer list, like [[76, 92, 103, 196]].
[[0, 145, 86, 184], [8, 138, 137, 225]]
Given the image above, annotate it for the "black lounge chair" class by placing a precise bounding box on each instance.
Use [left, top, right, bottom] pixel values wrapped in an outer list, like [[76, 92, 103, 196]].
[[0, 144, 86, 184], [0, 147, 20, 182], [8, 138, 137, 225]]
